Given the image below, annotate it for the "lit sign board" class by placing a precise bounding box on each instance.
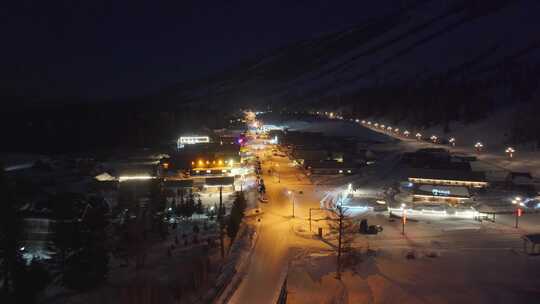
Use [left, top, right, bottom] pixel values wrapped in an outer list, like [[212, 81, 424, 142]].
[[178, 136, 210, 148], [432, 189, 451, 196], [179, 136, 210, 144], [415, 185, 470, 198]]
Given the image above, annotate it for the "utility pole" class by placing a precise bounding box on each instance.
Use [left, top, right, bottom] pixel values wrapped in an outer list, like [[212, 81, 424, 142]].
[[219, 186, 224, 258], [219, 186, 223, 217], [292, 194, 295, 218], [401, 204, 407, 236], [309, 208, 312, 231]]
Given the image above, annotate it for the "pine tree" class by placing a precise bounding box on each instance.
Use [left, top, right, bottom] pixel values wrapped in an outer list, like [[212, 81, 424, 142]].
[[63, 203, 110, 290], [185, 191, 195, 219], [176, 191, 186, 218], [0, 162, 24, 295], [13, 259, 50, 303], [226, 192, 247, 240], [51, 192, 83, 272], [196, 196, 204, 215]]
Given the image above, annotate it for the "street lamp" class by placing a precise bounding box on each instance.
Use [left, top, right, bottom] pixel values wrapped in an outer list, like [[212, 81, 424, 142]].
[[403, 130, 410, 137], [475, 142, 484, 153], [512, 197, 524, 228], [505, 147, 515, 159], [430, 135, 438, 143], [374, 123, 379, 127], [415, 133, 422, 141], [288, 190, 295, 218], [394, 128, 399, 133], [367, 121, 372, 125], [401, 203, 407, 235], [387, 126, 393, 132], [380, 124, 386, 129], [449, 137, 456, 147], [361, 120, 366, 124]]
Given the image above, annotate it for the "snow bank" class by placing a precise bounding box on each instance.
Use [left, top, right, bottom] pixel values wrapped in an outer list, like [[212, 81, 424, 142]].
[[211, 221, 260, 304]]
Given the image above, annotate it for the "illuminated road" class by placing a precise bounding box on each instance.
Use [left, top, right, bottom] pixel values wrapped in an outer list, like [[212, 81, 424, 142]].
[[228, 144, 325, 304]]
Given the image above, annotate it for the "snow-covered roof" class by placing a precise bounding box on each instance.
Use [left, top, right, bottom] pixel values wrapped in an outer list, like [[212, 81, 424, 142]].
[[95, 172, 116, 181], [205, 176, 235, 186], [408, 168, 486, 182]]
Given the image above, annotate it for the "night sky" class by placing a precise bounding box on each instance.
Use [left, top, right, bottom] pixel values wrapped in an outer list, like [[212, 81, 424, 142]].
[[2, 1, 395, 99]]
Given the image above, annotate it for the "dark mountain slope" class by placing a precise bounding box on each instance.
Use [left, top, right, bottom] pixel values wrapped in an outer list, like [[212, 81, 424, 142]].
[[157, 0, 540, 114]]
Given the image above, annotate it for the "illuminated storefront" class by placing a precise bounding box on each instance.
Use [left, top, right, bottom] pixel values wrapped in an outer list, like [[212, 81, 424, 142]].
[[190, 158, 235, 176], [412, 184, 472, 205]]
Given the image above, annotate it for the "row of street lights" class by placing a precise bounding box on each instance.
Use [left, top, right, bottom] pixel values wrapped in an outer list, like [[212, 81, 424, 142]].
[[359, 120, 517, 160]]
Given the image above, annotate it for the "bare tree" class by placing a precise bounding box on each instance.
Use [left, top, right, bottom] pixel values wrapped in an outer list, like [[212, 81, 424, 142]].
[[327, 203, 357, 280]]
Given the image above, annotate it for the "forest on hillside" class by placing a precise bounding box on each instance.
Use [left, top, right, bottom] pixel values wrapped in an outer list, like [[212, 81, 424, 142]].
[[308, 62, 540, 147], [0, 100, 231, 154]]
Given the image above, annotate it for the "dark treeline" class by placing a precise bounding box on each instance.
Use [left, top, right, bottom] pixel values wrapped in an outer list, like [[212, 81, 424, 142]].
[[509, 101, 540, 146], [1, 99, 230, 154]]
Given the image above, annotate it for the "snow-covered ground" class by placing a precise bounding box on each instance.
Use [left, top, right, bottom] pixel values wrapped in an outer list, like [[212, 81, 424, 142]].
[[287, 246, 540, 304], [268, 119, 391, 142]]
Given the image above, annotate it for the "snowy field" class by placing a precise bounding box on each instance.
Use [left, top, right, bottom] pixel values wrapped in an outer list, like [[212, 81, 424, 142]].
[[362, 105, 540, 177], [287, 210, 540, 304], [287, 247, 540, 304], [263, 118, 391, 143]]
